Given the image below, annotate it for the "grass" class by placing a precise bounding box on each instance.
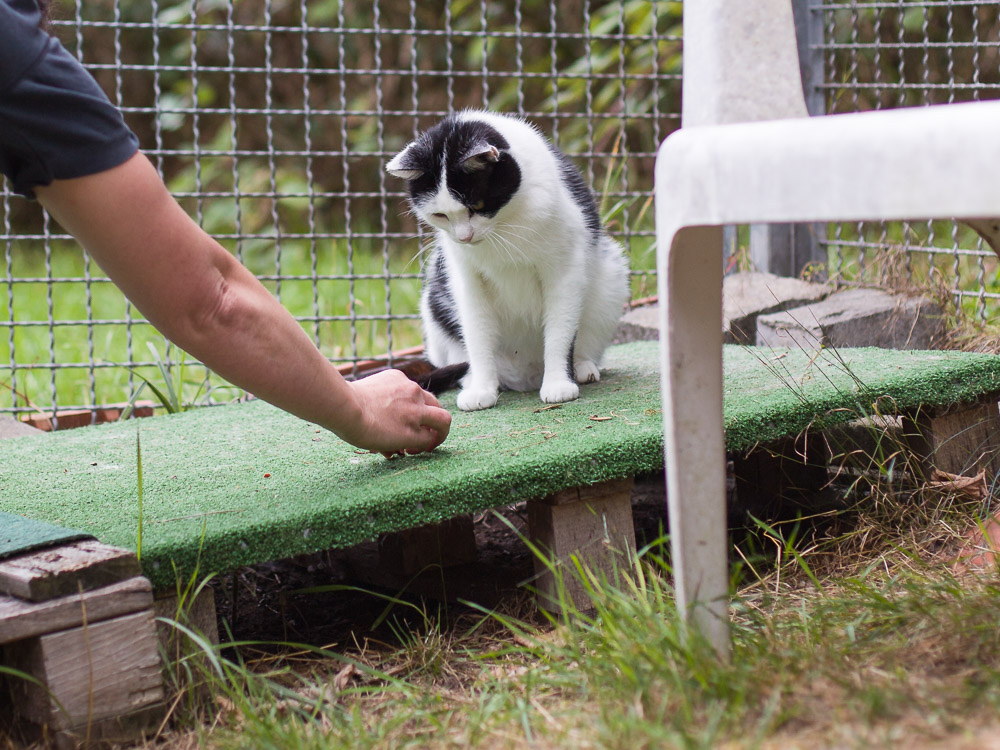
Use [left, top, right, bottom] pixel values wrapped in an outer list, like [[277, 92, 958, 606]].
[[0, 236, 426, 414], [103, 331, 995, 750], [3, 328, 1000, 748], [2, 434, 986, 750]]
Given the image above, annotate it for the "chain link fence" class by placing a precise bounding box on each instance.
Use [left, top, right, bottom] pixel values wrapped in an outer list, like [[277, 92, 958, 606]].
[[0, 0, 682, 421], [3, 0, 998, 422]]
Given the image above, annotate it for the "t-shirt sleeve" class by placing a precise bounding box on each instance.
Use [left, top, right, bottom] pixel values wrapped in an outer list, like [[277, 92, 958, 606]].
[[0, 27, 140, 198]]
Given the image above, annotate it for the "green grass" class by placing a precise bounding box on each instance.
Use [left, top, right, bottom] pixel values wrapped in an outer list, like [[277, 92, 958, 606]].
[[95, 428, 997, 750], [80, 346, 993, 750], [133, 512, 1000, 750], [0, 237, 426, 414]]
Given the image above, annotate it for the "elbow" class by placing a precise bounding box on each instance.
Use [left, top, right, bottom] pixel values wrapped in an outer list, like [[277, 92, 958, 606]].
[[170, 266, 248, 354]]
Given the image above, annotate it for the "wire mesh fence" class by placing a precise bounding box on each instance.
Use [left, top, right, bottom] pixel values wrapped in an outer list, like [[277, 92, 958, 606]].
[[0, 0, 682, 421], [4, 0, 998, 423], [810, 0, 1000, 324]]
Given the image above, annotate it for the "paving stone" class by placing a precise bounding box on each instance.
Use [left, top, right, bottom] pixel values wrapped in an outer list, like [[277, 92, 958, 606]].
[[756, 287, 945, 350], [0, 416, 40, 440], [723, 271, 830, 344], [612, 271, 830, 345], [613, 305, 660, 344]]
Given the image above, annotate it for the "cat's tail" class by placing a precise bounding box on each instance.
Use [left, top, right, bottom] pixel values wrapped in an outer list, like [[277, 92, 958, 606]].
[[347, 358, 469, 396], [413, 362, 469, 395]]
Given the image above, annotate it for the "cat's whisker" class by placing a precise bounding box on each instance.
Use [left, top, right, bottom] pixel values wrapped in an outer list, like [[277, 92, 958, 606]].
[[493, 231, 534, 265], [486, 231, 529, 265], [498, 221, 546, 243]]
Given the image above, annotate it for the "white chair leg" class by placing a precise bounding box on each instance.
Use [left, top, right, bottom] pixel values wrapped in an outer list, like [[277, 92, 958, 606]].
[[657, 224, 730, 657]]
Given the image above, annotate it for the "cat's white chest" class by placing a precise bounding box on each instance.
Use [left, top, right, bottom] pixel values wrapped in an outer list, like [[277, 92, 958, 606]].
[[476, 262, 546, 324]]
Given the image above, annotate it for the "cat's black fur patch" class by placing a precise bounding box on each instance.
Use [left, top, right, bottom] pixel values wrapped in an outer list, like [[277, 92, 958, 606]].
[[546, 143, 602, 237], [400, 117, 522, 218], [424, 250, 464, 343]]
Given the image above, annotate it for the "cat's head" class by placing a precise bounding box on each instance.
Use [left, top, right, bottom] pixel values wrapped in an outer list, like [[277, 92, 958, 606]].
[[386, 114, 521, 245]]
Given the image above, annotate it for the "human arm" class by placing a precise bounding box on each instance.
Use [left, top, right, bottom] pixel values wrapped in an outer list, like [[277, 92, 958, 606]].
[[34, 151, 451, 455]]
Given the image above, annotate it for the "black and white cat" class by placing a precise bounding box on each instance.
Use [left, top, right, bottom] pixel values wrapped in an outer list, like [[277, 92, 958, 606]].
[[386, 110, 629, 411]]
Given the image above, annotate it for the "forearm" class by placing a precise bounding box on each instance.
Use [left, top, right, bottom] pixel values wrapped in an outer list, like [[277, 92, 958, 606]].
[[35, 153, 450, 453]]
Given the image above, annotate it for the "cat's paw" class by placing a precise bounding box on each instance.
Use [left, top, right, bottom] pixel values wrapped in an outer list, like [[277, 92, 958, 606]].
[[574, 360, 601, 384], [457, 387, 500, 411], [540, 379, 580, 404]]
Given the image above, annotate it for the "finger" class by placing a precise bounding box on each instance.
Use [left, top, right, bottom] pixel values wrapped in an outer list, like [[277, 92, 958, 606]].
[[421, 389, 443, 408], [420, 405, 452, 437]]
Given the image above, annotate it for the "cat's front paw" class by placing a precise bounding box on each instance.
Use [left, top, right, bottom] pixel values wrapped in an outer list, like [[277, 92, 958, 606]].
[[574, 360, 601, 384], [457, 387, 500, 411], [539, 379, 580, 404]]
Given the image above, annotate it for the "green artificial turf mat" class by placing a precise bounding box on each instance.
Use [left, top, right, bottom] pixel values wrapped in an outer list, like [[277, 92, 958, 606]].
[[0, 511, 92, 560], [2, 341, 1000, 589]]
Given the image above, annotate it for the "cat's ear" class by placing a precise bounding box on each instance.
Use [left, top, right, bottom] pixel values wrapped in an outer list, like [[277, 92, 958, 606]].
[[459, 142, 501, 173], [385, 145, 424, 181]]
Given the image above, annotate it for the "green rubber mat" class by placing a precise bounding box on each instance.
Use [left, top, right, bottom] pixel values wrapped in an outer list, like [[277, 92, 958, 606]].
[[0, 511, 92, 560], [2, 342, 1000, 589]]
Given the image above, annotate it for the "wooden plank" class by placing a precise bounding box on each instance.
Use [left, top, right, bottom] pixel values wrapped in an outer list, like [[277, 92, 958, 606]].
[[0, 540, 140, 602], [378, 515, 477, 576], [3, 609, 163, 732], [732, 434, 829, 520], [904, 395, 1000, 480], [154, 584, 220, 655], [527, 477, 636, 613], [0, 576, 152, 645], [540, 477, 636, 507]]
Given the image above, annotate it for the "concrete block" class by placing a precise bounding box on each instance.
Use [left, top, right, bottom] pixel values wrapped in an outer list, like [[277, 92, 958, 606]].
[[756, 287, 945, 351], [612, 271, 830, 345], [723, 271, 830, 344], [613, 305, 660, 344], [0, 416, 41, 440]]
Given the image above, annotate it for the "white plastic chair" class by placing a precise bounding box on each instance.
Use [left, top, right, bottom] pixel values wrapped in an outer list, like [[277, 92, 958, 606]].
[[655, 0, 1000, 656]]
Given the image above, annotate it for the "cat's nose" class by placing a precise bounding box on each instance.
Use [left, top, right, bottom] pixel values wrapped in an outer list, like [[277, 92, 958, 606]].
[[456, 226, 475, 243]]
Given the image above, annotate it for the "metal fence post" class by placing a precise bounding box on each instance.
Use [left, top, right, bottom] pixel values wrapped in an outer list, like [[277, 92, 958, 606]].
[[748, 0, 827, 280]]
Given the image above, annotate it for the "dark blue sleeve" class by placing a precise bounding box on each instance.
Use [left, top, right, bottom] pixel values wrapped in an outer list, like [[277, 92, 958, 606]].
[[0, 0, 140, 198]]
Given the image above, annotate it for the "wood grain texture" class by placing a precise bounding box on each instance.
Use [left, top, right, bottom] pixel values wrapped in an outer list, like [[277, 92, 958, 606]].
[[527, 477, 636, 612], [0, 540, 140, 602], [0, 576, 152, 645], [3, 609, 163, 730], [905, 396, 1000, 479], [378, 515, 477, 576]]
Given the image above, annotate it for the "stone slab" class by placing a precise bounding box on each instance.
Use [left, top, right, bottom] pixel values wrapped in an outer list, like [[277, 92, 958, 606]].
[[756, 287, 945, 350], [613, 272, 830, 345], [613, 305, 660, 343], [0, 416, 41, 440], [723, 271, 830, 344]]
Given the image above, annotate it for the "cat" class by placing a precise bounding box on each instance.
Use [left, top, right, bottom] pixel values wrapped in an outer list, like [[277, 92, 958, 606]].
[[386, 110, 630, 411]]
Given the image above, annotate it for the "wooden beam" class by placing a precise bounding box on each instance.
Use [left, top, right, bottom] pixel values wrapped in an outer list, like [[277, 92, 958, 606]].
[[527, 477, 636, 613], [2, 610, 163, 734], [904, 395, 1000, 480], [0, 577, 152, 646], [154, 584, 220, 654], [0, 540, 140, 603], [732, 434, 829, 520], [377, 515, 477, 576]]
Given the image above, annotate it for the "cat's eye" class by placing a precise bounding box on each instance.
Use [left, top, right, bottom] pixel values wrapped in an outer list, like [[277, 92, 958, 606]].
[[469, 201, 485, 211], [431, 212, 447, 220]]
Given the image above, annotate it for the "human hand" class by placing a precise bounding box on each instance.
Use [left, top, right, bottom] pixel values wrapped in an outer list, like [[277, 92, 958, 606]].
[[344, 369, 452, 457]]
